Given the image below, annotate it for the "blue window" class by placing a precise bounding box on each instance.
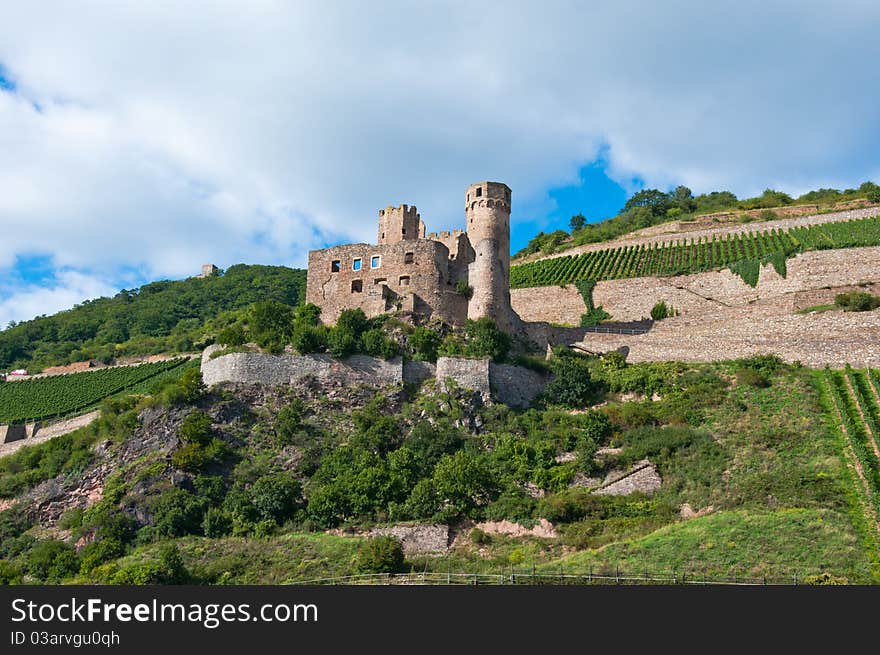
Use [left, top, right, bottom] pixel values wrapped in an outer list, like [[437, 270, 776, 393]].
[[352, 258, 362, 271], [371, 255, 381, 269]]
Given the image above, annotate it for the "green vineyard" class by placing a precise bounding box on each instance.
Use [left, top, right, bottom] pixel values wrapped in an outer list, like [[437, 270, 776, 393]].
[[0, 358, 196, 424], [509, 214, 880, 289], [825, 368, 880, 517]]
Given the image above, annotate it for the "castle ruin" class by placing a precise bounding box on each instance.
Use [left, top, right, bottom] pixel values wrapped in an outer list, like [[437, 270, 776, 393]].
[[306, 181, 520, 332]]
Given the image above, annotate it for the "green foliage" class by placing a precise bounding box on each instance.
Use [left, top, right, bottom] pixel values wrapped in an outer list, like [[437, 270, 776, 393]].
[[274, 400, 306, 445], [455, 279, 474, 299], [360, 329, 400, 360], [511, 214, 880, 289], [217, 323, 246, 347], [202, 507, 234, 538], [0, 429, 98, 498], [250, 474, 301, 524], [150, 488, 208, 538], [408, 327, 441, 362], [176, 368, 205, 404], [543, 353, 603, 408], [25, 539, 79, 582], [248, 300, 295, 350], [356, 536, 405, 574], [650, 301, 675, 321], [439, 318, 510, 362], [79, 538, 126, 573], [290, 325, 327, 354], [0, 358, 189, 423], [736, 368, 771, 388], [0, 264, 305, 371], [835, 291, 880, 312], [178, 411, 213, 446], [569, 214, 586, 231], [430, 450, 497, 521], [0, 560, 22, 584]]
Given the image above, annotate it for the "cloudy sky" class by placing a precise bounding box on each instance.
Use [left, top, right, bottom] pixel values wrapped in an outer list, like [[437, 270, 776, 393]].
[[1, 0, 879, 327]]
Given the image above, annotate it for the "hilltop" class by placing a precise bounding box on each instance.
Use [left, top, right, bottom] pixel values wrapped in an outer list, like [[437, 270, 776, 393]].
[[0, 265, 306, 373]]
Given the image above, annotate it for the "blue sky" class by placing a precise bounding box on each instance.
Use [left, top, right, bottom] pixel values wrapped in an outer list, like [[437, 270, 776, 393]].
[[1, 1, 879, 327]]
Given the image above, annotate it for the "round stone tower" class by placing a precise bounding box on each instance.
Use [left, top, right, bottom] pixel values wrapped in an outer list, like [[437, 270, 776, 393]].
[[465, 181, 515, 332]]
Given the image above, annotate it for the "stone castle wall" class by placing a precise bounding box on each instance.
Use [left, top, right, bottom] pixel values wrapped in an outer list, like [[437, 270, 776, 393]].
[[511, 246, 880, 324], [306, 239, 469, 325], [203, 351, 548, 407]]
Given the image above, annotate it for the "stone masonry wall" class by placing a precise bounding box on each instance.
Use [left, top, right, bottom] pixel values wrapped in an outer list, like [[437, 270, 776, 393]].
[[201, 352, 404, 387], [435, 357, 491, 397], [489, 363, 548, 408], [511, 246, 880, 324]]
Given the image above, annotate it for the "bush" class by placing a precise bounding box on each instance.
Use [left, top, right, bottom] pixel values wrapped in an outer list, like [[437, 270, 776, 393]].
[[25, 539, 79, 582], [274, 400, 306, 444], [178, 411, 213, 446], [151, 488, 208, 537], [202, 507, 234, 538], [0, 559, 22, 584], [544, 354, 603, 408], [217, 323, 246, 347], [80, 538, 126, 573], [650, 301, 675, 321], [360, 329, 400, 359], [408, 327, 441, 362], [835, 291, 880, 312], [327, 326, 358, 358], [250, 474, 301, 524], [177, 369, 205, 404], [291, 325, 327, 354], [356, 536, 405, 574], [440, 318, 510, 361], [736, 367, 770, 388], [867, 189, 880, 203], [580, 307, 611, 327], [455, 280, 474, 299]]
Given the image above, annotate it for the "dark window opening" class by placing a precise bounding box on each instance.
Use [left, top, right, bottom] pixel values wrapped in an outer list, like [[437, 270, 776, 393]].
[[331, 260, 341, 272], [399, 275, 410, 286], [404, 252, 414, 264], [374, 278, 387, 285], [476, 187, 482, 197], [402, 228, 406, 235], [351, 280, 363, 293], [381, 232, 385, 239]]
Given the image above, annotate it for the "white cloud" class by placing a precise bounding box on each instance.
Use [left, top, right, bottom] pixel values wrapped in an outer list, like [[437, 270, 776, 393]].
[[0, 271, 118, 328], [0, 1, 878, 322]]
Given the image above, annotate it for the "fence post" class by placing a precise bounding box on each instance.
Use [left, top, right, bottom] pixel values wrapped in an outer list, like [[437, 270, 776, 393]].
[[793, 572, 798, 586], [588, 565, 592, 584], [616, 564, 620, 584]]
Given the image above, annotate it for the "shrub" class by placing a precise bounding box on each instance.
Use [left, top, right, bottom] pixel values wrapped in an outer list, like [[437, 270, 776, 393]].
[[580, 307, 611, 327], [291, 325, 326, 354], [327, 326, 358, 358], [361, 329, 400, 359], [79, 538, 126, 573], [736, 367, 770, 388], [835, 291, 880, 312], [250, 474, 301, 524], [25, 539, 79, 582], [455, 280, 474, 299], [650, 301, 675, 321], [217, 323, 246, 347], [157, 543, 190, 584], [544, 355, 603, 408], [0, 560, 22, 584], [441, 318, 510, 361], [337, 308, 369, 336], [470, 527, 491, 545], [408, 327, 441, 362], [867, 189, 880, 204], [177, 368, 205, 404], [151, 488, 208, 537], [178, 411, 213, 446], [202, 507, 234, 538], [274, 400, 306, 444], [356, 536, 405, 574]]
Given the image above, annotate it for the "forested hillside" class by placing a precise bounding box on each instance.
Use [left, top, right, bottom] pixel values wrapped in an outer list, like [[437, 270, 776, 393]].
[[0, 265, 306, 372]]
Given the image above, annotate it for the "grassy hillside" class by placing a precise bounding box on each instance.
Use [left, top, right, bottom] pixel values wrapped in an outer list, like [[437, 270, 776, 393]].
[[0, 264, 306, 373], [1, 354, 877, 584], [510, 213, 880, 289]]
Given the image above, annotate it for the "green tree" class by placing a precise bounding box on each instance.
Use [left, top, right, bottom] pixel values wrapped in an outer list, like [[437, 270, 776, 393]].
[[569, 214, 586, 231], [356, 536, 405, 574], [408, 327, 441, 361], [250, 474, 301, 524]]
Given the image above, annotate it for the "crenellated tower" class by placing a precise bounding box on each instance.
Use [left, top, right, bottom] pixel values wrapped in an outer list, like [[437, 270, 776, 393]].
[[377, 204, 426, 245], [465, 181, 515, 332]]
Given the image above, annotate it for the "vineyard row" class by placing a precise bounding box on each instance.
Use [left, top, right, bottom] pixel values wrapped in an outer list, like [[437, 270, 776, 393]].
[[509, 214, 880, 289]]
